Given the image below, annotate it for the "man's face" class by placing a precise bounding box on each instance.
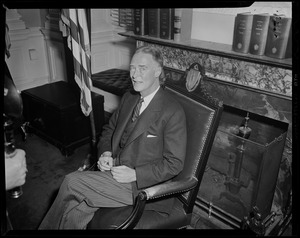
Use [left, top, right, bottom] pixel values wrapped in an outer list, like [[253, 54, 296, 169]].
[[129, 52, 161, 98]]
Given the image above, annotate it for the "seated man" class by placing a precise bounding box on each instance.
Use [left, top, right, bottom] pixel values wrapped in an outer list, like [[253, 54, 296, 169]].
[[38, 45, 187, 229]]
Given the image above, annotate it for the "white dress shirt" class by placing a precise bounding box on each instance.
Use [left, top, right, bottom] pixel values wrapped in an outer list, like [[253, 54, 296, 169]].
[[139, 86, 160, 115]]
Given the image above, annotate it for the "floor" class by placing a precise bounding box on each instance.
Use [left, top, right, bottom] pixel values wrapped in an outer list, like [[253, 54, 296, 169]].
[[4, 132, 292, 236], [5, 133, 89, 230]]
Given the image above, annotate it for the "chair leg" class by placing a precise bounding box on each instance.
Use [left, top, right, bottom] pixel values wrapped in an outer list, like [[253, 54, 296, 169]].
[[20, 122, 30, 142], [6, 210, 13, 231], [78, 154, 98, 171]]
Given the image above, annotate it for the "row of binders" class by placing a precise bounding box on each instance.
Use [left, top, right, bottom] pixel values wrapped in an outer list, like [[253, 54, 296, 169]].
[[133, 8, 182, 41], [232, 12, 292, 59]]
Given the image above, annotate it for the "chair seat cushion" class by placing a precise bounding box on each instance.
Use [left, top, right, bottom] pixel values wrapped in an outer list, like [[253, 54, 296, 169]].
[[92, 69, 132, 96], [87, 198, 191, 229]]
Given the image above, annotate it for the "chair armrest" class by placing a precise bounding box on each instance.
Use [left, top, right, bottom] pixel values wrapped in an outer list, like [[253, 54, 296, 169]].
[[116, 177, 198, 229], [143, 177, 198, 200], [116, 191, 147, 229]]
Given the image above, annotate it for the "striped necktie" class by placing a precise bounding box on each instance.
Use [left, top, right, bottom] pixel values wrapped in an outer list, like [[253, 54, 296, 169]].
[[132, 97, 144, 122]]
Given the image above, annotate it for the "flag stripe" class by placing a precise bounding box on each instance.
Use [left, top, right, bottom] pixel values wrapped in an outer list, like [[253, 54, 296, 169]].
[[69, 18, 79, 43], [78, 10, 89, 50], [71, 38, 81, 64], [73, 57, 91, 89]]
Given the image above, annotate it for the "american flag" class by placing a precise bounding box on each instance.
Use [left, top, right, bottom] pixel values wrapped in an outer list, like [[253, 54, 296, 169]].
[[60, 9, 92, 116]]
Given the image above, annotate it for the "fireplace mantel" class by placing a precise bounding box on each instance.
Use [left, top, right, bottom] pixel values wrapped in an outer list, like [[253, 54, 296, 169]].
[[119, 31, 292, 70], [119, 32, 292, 101]]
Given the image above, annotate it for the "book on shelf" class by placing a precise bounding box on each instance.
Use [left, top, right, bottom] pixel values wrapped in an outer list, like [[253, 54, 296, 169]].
[[232, 12, 254, 54], [173, 8, 182, 42], [173, 8, 193, 42], [249, 13, 270, 56], [148, 8, 160, 38], [265, 15, 292, 59], [133, 9, 148, 36], [159, 8, 174, 40], [179, 8, 193, 42], [285, 26, 292, 59]]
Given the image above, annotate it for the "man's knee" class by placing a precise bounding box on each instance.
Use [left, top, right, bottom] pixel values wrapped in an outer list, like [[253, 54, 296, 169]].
[[62, 171, 82, 188]]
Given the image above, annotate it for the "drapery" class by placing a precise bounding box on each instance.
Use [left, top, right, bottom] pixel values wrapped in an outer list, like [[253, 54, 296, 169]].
[[60, 9, 92, 116]]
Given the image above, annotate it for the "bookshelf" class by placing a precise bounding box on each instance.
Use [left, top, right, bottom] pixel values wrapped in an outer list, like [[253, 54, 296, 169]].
[[119, 31, 292, 70]]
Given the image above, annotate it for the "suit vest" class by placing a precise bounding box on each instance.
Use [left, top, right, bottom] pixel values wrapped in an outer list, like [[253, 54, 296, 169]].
[[114, 118, 139, 167]]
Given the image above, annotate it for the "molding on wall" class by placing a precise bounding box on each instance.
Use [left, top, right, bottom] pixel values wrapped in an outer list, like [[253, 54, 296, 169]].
[[40, 27, 67, 83], [5, 9, 26, 30], [8, 27, 42, 41], [6, 26, 51, 91]]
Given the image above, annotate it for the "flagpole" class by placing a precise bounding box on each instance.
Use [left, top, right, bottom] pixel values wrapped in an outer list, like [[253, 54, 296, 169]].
[[88, 101, 97, 166], [87, 8, 98, 168]]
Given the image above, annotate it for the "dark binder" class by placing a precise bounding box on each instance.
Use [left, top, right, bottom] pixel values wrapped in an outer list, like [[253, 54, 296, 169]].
[[133, 9, 148, 36], [148, 8, 160, 37], [159, 8, 175, 40]]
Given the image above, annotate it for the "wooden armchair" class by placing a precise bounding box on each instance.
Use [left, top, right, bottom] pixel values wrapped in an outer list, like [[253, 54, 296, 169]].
[[87, 66, 223, 229]]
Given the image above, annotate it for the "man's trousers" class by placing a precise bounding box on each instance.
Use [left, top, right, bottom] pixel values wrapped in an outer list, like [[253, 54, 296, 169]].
[[38, 170, 133, 229]]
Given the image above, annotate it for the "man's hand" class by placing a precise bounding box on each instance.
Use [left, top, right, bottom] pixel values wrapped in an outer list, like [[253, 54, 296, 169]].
[[5, 148, 27, 190], [111, 166, 136, 183], [97, 151, 114, 171]]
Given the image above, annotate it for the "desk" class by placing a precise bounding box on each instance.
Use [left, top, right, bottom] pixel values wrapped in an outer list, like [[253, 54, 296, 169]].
[[21, 81, 105, 156]]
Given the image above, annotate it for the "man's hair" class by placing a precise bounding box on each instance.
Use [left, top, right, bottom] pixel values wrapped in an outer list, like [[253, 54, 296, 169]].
[[134, 45, 166, 85]]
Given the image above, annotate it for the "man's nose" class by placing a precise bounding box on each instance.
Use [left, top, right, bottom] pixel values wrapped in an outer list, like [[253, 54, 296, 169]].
[[131, 69, 140, 79]]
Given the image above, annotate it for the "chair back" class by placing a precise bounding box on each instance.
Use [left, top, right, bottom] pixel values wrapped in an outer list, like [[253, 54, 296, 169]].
[[164, 73, 223, 214]]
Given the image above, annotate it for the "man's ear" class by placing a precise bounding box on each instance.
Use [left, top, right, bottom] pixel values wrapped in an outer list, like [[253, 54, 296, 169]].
[[154, 66, 162, 78]]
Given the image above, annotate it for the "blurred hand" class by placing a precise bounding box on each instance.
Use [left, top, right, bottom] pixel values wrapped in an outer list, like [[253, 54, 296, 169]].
[[111, 165, 136, 183], [5, 148, 27, 190], [97, 151, 114, 171]]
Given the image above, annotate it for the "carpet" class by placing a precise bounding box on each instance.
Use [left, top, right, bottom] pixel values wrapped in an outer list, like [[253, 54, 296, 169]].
[[6, 133, 90, 230], [5, 133, 240, 232]]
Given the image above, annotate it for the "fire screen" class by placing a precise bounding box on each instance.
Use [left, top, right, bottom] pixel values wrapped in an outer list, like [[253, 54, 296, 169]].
[[197, 105, 288, 227]]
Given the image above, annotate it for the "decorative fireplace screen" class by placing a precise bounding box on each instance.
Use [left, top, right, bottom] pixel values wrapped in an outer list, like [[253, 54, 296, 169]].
[[197, 104, 288, 227]]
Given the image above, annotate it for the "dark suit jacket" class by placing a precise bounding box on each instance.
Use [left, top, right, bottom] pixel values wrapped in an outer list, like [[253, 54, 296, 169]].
[[97, 87, 187, 214]]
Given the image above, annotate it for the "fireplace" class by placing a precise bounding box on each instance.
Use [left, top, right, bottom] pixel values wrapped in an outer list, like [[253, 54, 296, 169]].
[[119, 32, 292, 231], [162, 66, 291, 229]]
